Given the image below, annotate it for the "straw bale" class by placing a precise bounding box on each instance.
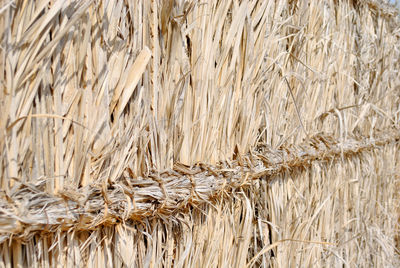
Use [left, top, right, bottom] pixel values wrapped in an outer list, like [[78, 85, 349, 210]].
[[0, 0, 400, 266]]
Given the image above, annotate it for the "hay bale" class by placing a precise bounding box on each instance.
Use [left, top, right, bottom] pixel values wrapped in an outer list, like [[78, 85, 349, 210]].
[[0, 0, 399, 266]]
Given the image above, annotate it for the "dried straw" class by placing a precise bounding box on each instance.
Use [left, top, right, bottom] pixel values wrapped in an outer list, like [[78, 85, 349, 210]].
[[0, 0, 399, 266]]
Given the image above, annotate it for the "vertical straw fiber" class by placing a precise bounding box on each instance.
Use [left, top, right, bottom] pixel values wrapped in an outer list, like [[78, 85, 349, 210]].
[[0, 0, 399, 266]]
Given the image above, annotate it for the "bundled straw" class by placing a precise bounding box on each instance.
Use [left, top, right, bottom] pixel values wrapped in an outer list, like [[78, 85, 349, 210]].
[[0, 128, 399, 241], [0, 0, 399, 266]]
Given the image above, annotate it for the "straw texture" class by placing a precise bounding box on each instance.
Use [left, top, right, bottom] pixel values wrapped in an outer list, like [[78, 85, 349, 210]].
[[0, 128, 399, 240], [1, 0, 399, 266]]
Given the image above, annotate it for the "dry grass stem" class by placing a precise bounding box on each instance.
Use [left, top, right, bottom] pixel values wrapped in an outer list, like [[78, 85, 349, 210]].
[[0, 0, 399, 266]]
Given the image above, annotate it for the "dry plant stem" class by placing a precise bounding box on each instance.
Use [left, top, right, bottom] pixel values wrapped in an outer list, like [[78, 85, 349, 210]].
[[1, 0, 398, 192], [0, 129, 398, 241], [0, 0, 400, 266], [0, 140, 398, 267]]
